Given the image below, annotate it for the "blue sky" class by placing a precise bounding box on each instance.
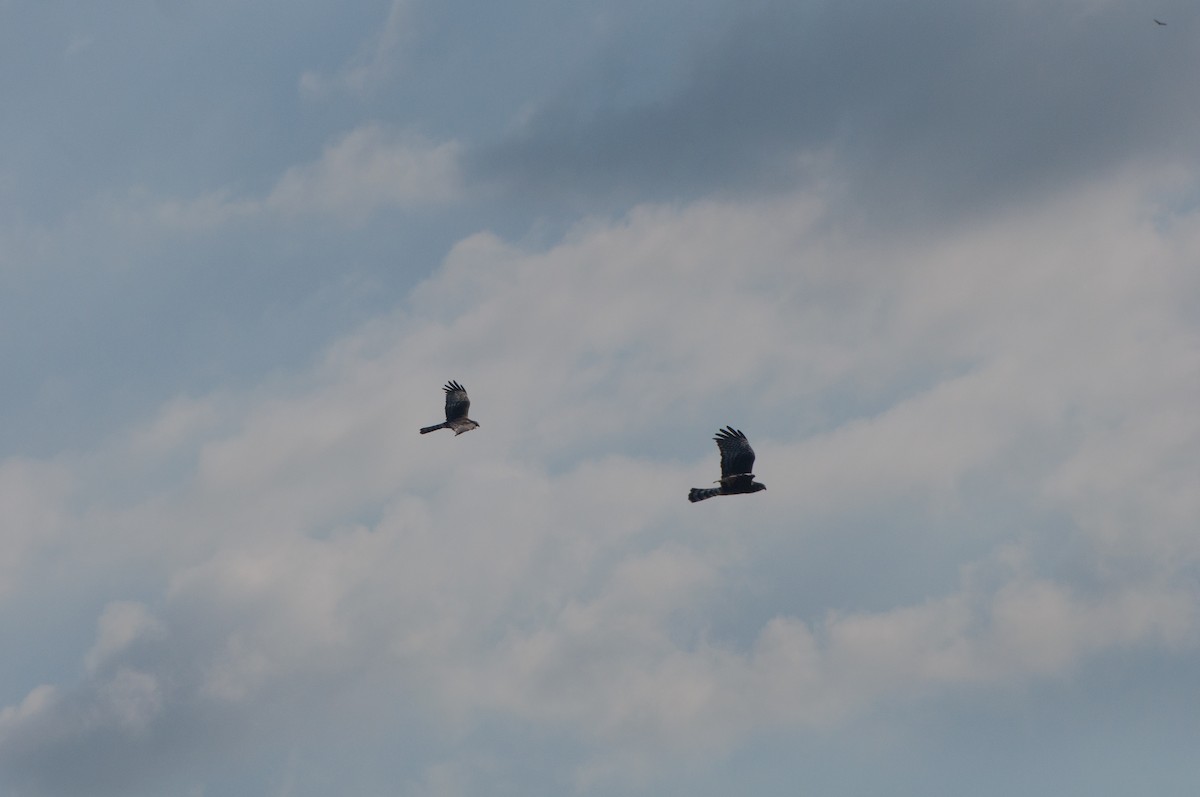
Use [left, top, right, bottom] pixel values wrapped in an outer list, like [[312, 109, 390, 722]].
[[2, 1, 1199, 795]]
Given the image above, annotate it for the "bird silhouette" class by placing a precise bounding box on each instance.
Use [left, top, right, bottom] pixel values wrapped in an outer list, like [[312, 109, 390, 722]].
[[689, 427, 766, 502], [420, 381, 480, 436]]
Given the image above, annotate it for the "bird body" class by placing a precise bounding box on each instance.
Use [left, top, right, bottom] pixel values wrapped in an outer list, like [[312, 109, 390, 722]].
[[689, 426, 766, 502], [420, 380, 479, 435]]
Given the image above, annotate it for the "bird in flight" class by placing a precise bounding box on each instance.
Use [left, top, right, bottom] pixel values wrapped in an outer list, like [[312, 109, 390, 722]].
[[1154, 18, 1167, 25], [420, 380, 480, 436], [689, 426, 766, 502]]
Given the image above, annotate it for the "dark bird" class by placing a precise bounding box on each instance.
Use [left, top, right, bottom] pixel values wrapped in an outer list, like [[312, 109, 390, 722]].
[[689, 426, 766, 502], [420, 380, 480, 435], [1154, 18, 1167, 25]]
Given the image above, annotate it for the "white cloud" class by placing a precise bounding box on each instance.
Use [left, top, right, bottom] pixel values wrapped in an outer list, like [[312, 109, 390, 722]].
[[1, 167, 1198, 793], [0, 458, 72, 599], [0, 668, 162, 762], [98, 668, 163, 732], [85, 601, 166, 674], [0, 685, 59, 735], [299, 0, 410, 99], [144, 124, 462, 231], [263, 124, 462, 221]]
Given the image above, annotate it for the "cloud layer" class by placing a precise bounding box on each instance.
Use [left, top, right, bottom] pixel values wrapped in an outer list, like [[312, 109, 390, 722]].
[[2, 1, 1199, 795], [2, 163, 1198, 794]]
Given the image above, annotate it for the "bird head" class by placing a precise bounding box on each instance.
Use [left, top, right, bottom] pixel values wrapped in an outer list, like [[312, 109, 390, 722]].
[[751, 481, 766, 493]]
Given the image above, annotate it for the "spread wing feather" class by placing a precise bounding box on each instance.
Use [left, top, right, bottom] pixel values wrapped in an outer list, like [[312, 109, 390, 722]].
[[444, 380, 470, 422], [715, 427, 756, 478]]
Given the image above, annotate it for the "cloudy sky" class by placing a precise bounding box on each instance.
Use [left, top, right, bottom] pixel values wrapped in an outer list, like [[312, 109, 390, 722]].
[[2, 1, 1199, 794]]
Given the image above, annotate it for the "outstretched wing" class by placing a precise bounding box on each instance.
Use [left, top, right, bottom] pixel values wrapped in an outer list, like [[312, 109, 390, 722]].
[[444, 380, 471, 422], [715, 427, 756, 478]]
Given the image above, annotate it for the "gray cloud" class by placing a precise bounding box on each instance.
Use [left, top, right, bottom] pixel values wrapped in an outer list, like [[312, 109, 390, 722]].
[[471, 0, 1200, 221]]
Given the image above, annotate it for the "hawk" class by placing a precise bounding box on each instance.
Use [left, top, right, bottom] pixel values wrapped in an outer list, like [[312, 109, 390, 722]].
[[420, 380, 480, 436], [689, 426, 766, 502]]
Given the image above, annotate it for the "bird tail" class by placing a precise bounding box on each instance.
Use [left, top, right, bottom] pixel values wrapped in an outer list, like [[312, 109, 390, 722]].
[[689, 487, 720, 503], [420, 423, 446, 434]]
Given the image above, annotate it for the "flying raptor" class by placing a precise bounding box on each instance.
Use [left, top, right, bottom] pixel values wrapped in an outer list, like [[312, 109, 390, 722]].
[[689, 426, 766, 502], [420, 380, 480, 436]]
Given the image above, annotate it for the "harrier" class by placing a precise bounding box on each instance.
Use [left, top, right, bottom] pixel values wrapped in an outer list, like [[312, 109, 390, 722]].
[[689, 426, 766, 502], [420, 380, 480, 436]]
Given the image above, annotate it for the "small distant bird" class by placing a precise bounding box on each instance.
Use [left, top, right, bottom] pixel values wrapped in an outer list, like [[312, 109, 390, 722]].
[[420, 380, 480, 435], [1154, 18, 1167, 25], [689, 426, 766, 502]]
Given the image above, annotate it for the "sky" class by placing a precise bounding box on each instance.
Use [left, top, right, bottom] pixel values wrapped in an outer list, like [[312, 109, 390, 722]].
[[1, 1, 1199, 795]]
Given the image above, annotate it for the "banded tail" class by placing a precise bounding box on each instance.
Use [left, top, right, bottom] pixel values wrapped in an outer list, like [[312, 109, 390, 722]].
[[420, 423, 446, 434], [688, 487, 721, 503]]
